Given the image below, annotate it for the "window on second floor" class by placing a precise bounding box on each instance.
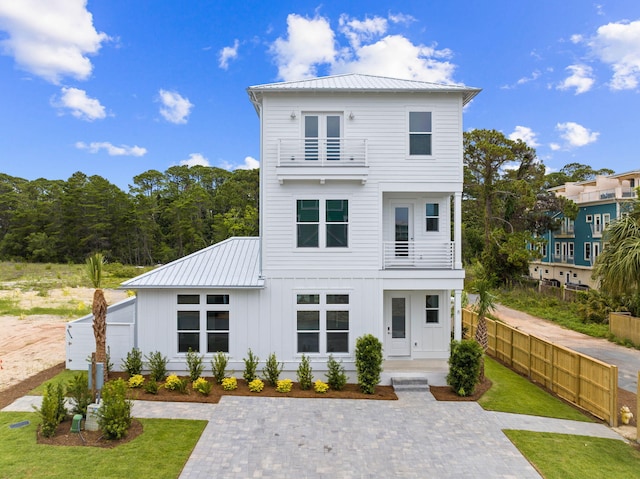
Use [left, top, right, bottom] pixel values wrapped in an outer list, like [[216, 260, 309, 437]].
[[425, 203, 439, 232], [409, 112, 432, 156], [296, 199, 348, 248]]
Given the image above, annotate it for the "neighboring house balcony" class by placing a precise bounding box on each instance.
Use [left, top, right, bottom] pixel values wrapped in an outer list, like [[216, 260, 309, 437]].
[[562, 186, 636, 203], [552, 254, 575, 265], [383, 241, 455, 269], [554, 226, 575, 238], [275, 138, 368, 184]]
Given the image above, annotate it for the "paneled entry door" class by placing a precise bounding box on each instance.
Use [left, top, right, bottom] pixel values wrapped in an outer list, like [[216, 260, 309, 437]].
[[387, 294, 411, 356]]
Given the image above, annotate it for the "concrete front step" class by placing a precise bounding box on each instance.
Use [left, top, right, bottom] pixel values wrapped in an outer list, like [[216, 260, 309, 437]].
[[391, 376, 430, 391]]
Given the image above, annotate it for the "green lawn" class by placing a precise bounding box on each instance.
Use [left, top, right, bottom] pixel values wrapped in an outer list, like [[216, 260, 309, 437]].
[[0, 412, 206, 479], [505, 430, 640, 479], [480, 357, 593, 422]]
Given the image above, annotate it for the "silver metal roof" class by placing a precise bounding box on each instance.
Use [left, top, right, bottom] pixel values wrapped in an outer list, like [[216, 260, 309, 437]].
[[121, 237, 263, 289], [247, 73, 481, 110]]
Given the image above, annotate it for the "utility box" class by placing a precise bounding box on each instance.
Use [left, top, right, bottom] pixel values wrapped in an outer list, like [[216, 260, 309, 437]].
[[85, 403, 100, 431], [88, 362, 104, 391]]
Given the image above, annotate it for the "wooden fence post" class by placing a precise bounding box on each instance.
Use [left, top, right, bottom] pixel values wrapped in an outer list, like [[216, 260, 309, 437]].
[[637, 371, 639, 443]]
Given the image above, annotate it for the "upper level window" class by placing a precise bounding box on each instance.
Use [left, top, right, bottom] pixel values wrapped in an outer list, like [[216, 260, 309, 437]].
[[409, 112, 432, 156], [425, 203, 439, 232], [297, 199, 348, 248]]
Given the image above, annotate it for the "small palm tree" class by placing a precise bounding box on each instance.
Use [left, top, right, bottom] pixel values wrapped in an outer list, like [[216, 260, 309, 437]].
[[87, 253, 108, 379], [472, 275, 496, 380]]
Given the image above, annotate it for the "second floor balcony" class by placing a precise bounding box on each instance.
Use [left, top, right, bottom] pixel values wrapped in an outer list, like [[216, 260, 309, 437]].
[[383, 241, 455, 269]]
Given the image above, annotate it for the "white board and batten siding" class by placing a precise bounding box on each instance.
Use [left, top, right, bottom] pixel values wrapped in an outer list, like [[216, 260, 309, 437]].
[[65, 297, 136, 371]]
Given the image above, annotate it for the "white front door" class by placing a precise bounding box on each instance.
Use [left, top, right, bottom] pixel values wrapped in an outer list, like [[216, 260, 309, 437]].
[[387, 294, 411, 356]]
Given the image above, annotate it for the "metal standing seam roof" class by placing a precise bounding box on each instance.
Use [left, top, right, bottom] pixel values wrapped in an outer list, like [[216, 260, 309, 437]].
[[120, 237, 263, 289], [247, 73, 482, 110]]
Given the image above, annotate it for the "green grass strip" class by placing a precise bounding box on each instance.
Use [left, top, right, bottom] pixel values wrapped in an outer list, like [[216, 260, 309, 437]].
[[505, 430, 640, 479], [481, 357, 593, 422], [0, 412, 206, 479]]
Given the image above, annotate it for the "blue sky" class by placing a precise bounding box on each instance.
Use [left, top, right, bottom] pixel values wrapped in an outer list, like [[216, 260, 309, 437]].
[[1, 1, 639, 191]]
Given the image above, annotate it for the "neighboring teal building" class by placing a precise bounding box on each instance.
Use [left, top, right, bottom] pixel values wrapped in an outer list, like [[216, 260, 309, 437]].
[[530, 170, 639, 289]]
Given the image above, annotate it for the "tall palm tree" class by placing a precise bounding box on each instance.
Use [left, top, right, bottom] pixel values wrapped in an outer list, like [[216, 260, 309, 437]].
[[86, 253, 108, 379]]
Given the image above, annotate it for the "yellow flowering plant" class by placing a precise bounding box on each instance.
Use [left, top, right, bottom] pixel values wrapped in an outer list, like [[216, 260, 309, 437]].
[[276, 378, 293, 393], [248, 378, 264, 392], [192, 377, 212, 396], [127, 374, 145, 388], [222, 376, 238, 391], [314, 380, 329, 393]]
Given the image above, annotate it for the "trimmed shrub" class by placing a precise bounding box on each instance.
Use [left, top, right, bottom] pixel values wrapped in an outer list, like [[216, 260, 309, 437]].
[[186, 348, 204, 381], [144, 377, 159, 395], [34, 382, 66, 438], [248, 378, 264, 392], [67, 372, 91, 416], [355, 334, 383, 394], [314, 380, 329, 394], [98, 379, 132, 439], [276, 378, 293, 393], [262, 352, 283, 387], [211, 351, 228, 384], [164, 374, 187, 392], [446, 339, 483, 397], [192, 378, 212, 396], [145, 351, 168, 382], [325, 354, 347, 391], [123, 348, 143, 378], [222, 377, 237, 391], [243, 349, 259, 383], [296, 354, 313, 390], [128, 374, 145, 388]]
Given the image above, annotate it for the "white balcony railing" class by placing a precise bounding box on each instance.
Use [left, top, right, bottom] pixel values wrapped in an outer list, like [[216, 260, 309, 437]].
[[277, 138, 367, 166], [383, 241, 455, 269]]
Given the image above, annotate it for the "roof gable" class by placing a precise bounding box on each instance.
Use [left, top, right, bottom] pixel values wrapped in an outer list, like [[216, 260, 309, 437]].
[[121, 237, 263, 289]]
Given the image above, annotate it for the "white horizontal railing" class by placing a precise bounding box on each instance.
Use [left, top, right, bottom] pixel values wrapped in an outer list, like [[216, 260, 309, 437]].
[[562, 187, 637, 203], [383, 241, 455, 269], [277, 138, 367, 166]]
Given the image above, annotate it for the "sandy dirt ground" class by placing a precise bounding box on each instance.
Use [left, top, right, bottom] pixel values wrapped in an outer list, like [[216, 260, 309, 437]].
[[0, 288, 128, 392]]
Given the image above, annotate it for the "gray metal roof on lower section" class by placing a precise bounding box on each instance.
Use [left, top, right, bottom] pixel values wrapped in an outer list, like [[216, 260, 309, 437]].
[[120, 237, 263, 289]]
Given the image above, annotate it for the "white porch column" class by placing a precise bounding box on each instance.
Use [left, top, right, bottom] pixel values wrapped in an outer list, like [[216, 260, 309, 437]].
[[454, 192, 462, 269], [454, 289, 462, 341]]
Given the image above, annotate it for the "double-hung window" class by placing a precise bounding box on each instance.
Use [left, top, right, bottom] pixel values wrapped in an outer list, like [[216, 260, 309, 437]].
[[425, 203, 439, 232], [176, 294, 230, 354], [296, 293, 350, 354], [297, 199, 348, 248], [409, 112, 432, 156], [425, 295, 439, 324]]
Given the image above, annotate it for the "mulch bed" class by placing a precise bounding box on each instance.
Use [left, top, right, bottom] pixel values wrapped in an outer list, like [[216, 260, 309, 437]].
[[37, 418, 143, 448], [430, 377, 493, 401]]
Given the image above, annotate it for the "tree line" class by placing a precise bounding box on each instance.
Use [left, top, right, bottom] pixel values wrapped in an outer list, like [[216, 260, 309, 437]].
[[0, 129, 617, 279], [0, 165, 258, 265]]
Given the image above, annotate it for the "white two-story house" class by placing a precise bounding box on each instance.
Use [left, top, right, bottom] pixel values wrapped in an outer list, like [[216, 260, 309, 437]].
[[66, 74, 480, 379]]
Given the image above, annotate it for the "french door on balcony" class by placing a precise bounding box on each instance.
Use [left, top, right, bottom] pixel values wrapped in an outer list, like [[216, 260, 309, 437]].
[[394, 204, 413, 258], [304, 114, 342, 161]]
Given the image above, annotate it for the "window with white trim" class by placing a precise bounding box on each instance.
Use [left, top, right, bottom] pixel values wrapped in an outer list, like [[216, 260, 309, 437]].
[[425, 203, 439, 232], [568, 242, 574, 259], [586, 214, 593, 223], [584, 243, 592, 261], [603, 213, 611, 229], [176, 294, 230, 353], [594, 214, 602, 234], [409, 112, 432, 156], [296, 199, 348, 248], [593, 242, 601, 261], [554, 242, 561, 257], [296, 293, 349, 353], [425, 295, 439, 324]]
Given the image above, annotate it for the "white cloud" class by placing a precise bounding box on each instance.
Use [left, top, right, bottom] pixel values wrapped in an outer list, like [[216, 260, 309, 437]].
[[509, 126, 539, 147], [549, 143, 561, 151], [52, 87, 106, 121], [270, 13, 456, 84], [557, 64, 595, 94], [219, 39, 239, 69], [0, 0, 109, 83], [339, 14, 388, 49], [237, 156, 259, 170], [76, 141, 147, 156], [388, 13, 416, 26], [270, 14, 336, 80], [588, 20, 640, 90], [158, 89, 193, 124], [570, 34, 583, 44], [555, 122, 599, 148], [180, 153, 210, 167]]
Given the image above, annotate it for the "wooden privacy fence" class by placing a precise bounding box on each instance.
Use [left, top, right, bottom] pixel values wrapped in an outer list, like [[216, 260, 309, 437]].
[[610, 312, 640, 346], [463, 308, 619, 426]]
